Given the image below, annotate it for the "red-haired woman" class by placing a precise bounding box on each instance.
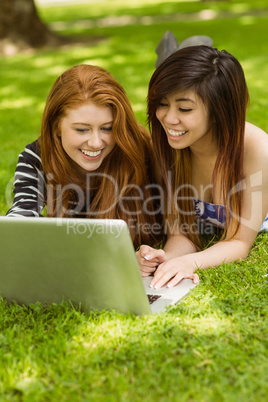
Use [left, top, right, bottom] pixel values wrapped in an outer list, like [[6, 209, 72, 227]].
[[137, 45, 268, 287], [6, 64, 162, 249]]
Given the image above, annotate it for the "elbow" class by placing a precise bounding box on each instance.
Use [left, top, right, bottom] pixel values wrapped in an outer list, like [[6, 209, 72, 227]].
[[238, 250, 250, 262], [235, 242, 251, 262], [223, 238, 252, 263]]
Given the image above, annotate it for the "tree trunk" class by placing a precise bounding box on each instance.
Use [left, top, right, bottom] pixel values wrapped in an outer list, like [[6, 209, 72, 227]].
[[0, 0, 64, 52]]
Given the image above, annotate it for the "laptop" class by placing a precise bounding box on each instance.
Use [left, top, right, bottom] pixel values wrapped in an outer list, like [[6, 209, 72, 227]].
[[0, 216, 197, 314]]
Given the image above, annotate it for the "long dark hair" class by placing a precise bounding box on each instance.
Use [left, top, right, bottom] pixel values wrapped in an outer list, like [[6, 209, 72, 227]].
[[148, 45, 249, 248]]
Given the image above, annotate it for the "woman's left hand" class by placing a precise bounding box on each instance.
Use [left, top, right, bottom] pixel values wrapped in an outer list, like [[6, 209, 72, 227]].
[[150, 256, 200, 289]]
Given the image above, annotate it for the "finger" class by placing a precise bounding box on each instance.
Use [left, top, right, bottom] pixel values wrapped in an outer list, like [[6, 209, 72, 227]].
[[166, 273, 185, 288], [141, 267, 156, 277], [143, 248, 166, 263], [182, 273, 200, 284], [167, 273, 200, 288], [140, 259, 159, 269], [150, 267, 176, 289], [189, 273, 200, 284], [136, 249, 159, 268], [139, 245, 155, 259], [140, 256, 159, 266], [141, 264, 157, 274], [153, 249, 167, 264]]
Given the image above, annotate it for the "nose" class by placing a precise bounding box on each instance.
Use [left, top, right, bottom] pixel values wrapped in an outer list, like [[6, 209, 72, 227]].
[[87, 130, 102, 149], [164, 107, 180, 125]]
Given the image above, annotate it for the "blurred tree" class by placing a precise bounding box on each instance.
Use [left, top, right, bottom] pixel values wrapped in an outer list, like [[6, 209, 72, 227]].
[[0, 0, 64, 54]]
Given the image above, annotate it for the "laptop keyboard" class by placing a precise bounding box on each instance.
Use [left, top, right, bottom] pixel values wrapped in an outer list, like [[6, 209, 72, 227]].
[[147, 294, 161, 304]]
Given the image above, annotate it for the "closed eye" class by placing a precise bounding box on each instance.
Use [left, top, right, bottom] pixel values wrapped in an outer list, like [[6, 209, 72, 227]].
[[101, 126, 113, 132], [179, 108, 192, 112], [75, 128, 88, 133]]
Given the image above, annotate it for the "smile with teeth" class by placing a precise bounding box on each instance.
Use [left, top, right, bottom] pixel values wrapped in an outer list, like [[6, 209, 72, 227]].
[[167, 129, 187, 137], [81, 149, 102, 157]]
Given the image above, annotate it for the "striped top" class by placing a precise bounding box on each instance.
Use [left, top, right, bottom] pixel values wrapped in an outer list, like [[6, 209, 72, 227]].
[[6, 141, 46, 217]]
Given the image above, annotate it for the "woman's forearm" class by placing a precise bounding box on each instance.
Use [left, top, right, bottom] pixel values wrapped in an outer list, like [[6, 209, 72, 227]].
[[163, 234, 197, 259], [184, 238, 251, 270], [151, 237, 252, 289]]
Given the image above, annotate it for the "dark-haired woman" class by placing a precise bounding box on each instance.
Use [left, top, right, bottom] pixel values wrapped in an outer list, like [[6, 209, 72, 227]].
[[137, 45, 268, 288]]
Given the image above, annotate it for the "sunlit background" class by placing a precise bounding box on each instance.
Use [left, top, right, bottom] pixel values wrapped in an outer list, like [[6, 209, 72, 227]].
[[1, 0, 268, 213]]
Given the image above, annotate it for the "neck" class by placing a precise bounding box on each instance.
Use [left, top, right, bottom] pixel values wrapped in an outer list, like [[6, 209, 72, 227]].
[[190, 135, 218, 163]]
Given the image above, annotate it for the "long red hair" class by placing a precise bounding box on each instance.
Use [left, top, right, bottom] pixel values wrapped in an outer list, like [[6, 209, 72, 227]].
[[41, 64, 161, 248]]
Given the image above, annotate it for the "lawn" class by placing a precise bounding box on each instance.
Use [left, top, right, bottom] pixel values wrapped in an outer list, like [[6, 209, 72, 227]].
[[0, 0, 268, 400]]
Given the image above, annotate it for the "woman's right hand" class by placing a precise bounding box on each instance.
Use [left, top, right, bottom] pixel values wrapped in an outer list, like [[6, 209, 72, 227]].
[[136, 245, 167, 277]]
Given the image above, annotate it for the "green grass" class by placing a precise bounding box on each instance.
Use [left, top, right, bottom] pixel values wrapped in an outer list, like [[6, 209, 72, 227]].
[[1, 234, 268, 401], [0, 0, 268, 400]]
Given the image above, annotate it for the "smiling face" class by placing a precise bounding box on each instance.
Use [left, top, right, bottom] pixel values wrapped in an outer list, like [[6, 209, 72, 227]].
[[156, 90, 215, 153], [59, 102, 116, 172]]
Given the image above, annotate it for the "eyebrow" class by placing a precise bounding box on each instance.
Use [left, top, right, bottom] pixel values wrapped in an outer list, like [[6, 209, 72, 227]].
[[72, 121, 113, 126], [175, 97, 196, 103]]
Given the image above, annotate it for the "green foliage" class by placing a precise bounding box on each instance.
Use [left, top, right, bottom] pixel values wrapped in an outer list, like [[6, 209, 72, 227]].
[[0, 1, 268, 400]]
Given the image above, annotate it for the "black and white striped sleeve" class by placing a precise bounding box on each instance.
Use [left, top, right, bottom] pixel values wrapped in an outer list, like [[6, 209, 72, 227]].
[[6, 141, 46, 217]]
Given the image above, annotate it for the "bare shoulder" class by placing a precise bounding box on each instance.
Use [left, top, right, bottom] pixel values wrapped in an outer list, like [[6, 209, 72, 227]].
[[244, 122, 268, 171], [245, 121, 268, 147]]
